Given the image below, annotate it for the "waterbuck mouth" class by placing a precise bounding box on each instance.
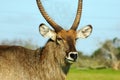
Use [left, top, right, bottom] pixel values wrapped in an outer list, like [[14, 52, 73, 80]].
[[65, 58, 77, 64]]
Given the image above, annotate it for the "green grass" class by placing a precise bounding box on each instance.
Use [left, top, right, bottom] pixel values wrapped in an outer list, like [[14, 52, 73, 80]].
[[67, 68, 120, 80]]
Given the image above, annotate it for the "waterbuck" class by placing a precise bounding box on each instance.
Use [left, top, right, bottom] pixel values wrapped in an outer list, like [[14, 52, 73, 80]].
[[0, 0, 92, 80]]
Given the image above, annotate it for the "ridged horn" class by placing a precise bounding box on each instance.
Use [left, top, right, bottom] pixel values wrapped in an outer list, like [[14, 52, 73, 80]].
[[71, 0, 83, 30], [36, 0, 63, 32]]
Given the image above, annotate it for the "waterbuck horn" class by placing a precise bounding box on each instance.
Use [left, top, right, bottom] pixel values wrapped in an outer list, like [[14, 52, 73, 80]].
[[36, 0, 63, 32], [71, 0, 82, 30]]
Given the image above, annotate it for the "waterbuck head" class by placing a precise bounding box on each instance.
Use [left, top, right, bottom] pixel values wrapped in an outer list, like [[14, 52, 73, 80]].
[[36, 0, 92, 64]]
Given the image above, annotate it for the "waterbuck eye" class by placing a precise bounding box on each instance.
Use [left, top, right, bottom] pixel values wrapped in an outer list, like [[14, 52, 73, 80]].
[[56, 37, 63, 44], [57, 37, 62, 41]]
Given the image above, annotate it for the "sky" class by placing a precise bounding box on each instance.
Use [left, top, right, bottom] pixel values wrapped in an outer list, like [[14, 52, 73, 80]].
[[0, 0, 120, 55]]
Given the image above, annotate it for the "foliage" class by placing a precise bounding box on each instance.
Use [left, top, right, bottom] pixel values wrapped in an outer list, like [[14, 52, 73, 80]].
[[0, 39, 39, 50], [91, 37, 120, 70]]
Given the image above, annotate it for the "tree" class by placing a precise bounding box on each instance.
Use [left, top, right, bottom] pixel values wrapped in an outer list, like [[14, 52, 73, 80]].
[[100, 38, 120, 70], [91, 38, 120, 70]]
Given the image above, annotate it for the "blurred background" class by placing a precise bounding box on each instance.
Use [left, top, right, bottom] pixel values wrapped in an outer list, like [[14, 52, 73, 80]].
[[0, 0, 120, 80]]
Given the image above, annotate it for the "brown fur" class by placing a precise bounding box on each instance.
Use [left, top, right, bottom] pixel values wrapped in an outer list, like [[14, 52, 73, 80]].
[[0, 39, 71, 80]]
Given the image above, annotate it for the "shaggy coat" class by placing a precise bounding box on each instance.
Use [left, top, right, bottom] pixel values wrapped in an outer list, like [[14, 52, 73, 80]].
[[0, 40, 70, 80]]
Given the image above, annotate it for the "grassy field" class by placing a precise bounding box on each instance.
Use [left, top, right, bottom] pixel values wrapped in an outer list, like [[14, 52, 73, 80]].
[[67, 68, 120, 80]]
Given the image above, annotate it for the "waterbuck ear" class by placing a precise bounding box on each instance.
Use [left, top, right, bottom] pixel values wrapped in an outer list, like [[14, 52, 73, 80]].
[[77, 25, 92, 38], [39, 23, 56, 40]]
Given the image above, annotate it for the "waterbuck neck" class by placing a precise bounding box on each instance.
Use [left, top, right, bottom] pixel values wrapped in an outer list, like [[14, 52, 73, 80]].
[[39, 39, 71, 79]]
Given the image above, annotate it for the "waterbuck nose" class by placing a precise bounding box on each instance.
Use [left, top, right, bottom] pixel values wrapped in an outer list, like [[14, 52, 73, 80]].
[[69, 52, 78, 60]]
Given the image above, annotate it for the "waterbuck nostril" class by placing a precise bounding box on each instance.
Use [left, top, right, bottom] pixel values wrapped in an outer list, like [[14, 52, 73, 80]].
[[70, 53, 78, 60]]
